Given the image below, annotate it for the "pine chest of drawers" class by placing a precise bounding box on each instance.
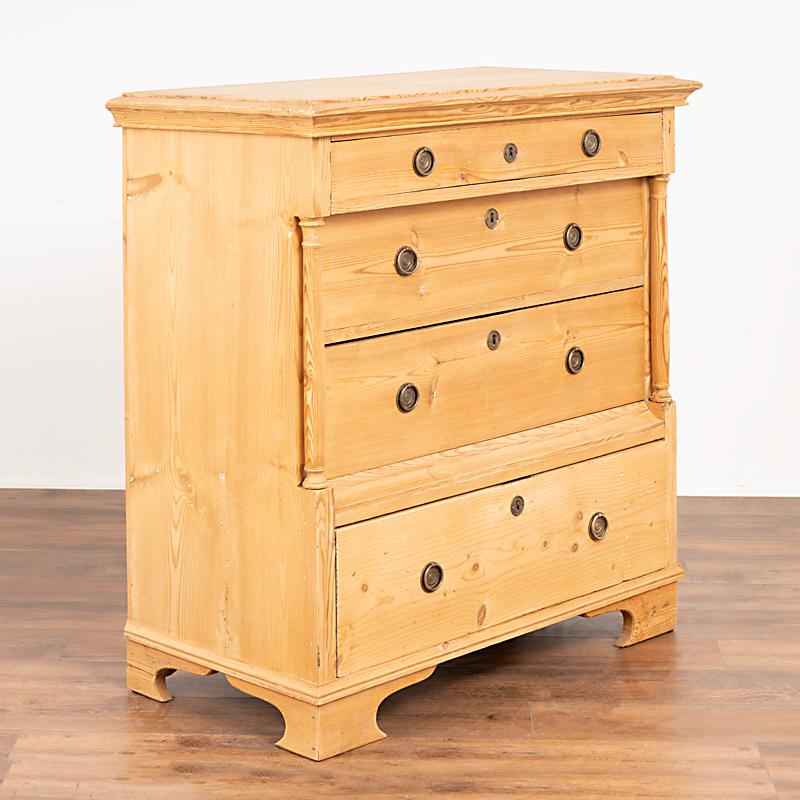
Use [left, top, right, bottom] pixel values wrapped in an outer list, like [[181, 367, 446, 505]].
[[107, 67, 701, 760]]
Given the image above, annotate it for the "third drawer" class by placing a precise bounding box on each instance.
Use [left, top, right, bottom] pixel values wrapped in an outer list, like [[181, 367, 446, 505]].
[[325, 287, 646, 477]]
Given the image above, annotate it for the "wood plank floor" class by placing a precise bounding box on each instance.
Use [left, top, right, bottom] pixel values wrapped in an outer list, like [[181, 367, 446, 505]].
[[0, 490, 798, 798]]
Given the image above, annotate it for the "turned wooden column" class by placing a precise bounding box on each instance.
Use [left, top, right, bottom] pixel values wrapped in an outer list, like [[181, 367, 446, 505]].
[[648, 175, 671, 403], [300, 217, 326, 489]]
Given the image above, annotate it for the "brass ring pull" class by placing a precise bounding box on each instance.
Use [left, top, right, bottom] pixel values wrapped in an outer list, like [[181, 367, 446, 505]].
[[565, 346, 585, 375], [582, 129, 601, 157], [413, 147, 435, 176], [396, 382, 419, 413], [395, 246, 418, 276], [420, 562, 444, 592], [564, 223, 583, 251], [589, 512, 609, 541]]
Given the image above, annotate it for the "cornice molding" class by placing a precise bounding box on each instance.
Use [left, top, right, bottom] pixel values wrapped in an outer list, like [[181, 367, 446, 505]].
[[107, 69, 701, 138]]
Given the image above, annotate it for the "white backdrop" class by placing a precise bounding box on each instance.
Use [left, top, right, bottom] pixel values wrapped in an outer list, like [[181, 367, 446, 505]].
[[1, 0, 798, 495]]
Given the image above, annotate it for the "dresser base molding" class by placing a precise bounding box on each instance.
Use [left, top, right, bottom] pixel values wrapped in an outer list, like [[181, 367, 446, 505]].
[[125, 565, 682, 757], [227, 668, 435, 761], [582, 582, 678, 647], [126, 639, 217, 703]]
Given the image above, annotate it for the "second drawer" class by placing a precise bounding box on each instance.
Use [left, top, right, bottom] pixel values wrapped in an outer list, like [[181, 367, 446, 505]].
[[321, 178, 647, 342], [325, 288, 645, 477]]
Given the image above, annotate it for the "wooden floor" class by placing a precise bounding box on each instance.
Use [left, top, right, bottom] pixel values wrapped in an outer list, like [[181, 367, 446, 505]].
[[0, 492, 798, 799]]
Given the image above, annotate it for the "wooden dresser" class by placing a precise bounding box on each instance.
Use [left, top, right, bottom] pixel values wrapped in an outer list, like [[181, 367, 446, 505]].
[[107, 67, 701, 760]]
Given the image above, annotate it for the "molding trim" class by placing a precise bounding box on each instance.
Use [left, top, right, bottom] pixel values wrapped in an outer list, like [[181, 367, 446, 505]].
[[107, 86, 701, 139], [332, 401, 665, 526], [125, 563, 684, 706], [298, 217, 327, 490]]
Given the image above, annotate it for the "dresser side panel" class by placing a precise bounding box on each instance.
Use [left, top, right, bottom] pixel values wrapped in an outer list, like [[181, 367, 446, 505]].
[[122, 128, 330, 682]]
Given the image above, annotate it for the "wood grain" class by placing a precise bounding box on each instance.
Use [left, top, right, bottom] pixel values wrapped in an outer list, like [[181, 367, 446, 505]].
[[336, 442, 671, 675], [321, 179, 646, 341], [228, 667, 435, 761], [325, 288, 646, 477], [583, 582, 678, 646], [649, 175, 671, 402], [299, 218, 326, 489], [663, 400, 679, 565], [0, 490, 796, 796], [325, 163, 677, 215], [330, 401, 665, 526], [331, 113, 664, 212], [126, 639, 216, 702], [107, 67, 701, 138], [126, 565, 683, 703], [641, 177, 652, 398], [122, 128, 334, 684], [662, 107, 676, 173]]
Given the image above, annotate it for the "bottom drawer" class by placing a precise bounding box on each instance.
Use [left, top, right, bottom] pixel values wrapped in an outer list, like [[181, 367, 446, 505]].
[[336, 440, 670, 676]]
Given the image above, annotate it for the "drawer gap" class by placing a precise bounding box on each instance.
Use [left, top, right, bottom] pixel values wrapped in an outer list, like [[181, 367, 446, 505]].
[[324, 281, 643, 348]]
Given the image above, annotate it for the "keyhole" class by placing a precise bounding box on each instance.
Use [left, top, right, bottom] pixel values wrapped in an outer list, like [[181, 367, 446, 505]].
[[485, 208, 499, 229]]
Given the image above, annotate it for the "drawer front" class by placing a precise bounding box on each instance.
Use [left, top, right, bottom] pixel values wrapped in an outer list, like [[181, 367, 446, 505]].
[[336, 441, 670, 675], [331, 113, 664, 212], [321, 179, 646, 342], [325, 288, 645, 478]]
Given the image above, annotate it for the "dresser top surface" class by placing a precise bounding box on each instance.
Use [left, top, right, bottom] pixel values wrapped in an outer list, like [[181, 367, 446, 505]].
[[107, 66, 701, 137]]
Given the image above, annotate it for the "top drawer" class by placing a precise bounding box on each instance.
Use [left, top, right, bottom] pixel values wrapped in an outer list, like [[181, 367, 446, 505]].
[[331, 112, 665, 212]]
